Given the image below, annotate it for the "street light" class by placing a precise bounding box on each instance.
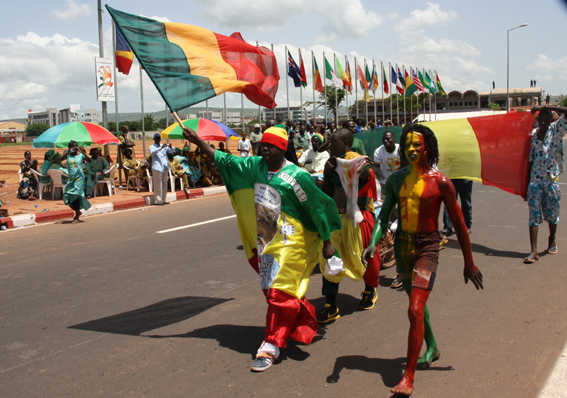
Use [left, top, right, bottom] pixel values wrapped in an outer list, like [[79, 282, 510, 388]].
[[507, 23, 528, 112]]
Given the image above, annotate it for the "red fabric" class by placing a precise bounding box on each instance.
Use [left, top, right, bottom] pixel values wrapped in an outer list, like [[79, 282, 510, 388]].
[[263, 289, 318, 347], [215, 32, 279, 109], [115, 55, 133, 75], [247, 248, 259, 274], [360, 209, 380, 288], [468, 112, 533, 199], [358, 167, 378, 201]]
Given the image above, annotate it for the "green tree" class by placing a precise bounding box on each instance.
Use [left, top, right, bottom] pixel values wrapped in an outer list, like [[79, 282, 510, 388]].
[[25, 123, 50, 137], [488, 102, 501, 111], [157, 118, 167, 129], [560, 97, 567, 107], [107, 122, 117, 133], [247, 118, 260, 127], [317, 85, 346, 120], [144, 114, 155, 131]]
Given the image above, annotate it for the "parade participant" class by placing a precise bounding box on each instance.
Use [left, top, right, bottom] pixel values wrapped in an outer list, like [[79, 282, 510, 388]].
[[119, 125, 136, 181], [149, 133, 173, 205], [363, 123, 483, 396], [122, 148, 141, 192], [61, 141, 92, 223], [39, 150, 55, 184], [182, 125, 341, 373], [85, 148, 110, 198], [524, 106, 567, 263], [345, 120, 367, 156], [297, 133, 329, 173], [250, 124, 262, 155], [317, 128, 380, 323], [238, 131, 251, 157]]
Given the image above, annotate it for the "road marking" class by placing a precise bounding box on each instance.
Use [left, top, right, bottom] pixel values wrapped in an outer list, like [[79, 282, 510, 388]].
[[538, 341, 567, 397], [156, 215, 236, 234]]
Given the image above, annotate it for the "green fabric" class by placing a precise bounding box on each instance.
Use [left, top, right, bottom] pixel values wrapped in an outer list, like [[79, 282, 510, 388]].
[[63, 153, 91, 211], [351, 137, 367, 156], [106, 5, 216, 112], [419, 70, 431, 94], [355, 126, 404, 157], [84, 157, 109, 196], [214, 151, 341, 240], [425, 71, 436, 94]]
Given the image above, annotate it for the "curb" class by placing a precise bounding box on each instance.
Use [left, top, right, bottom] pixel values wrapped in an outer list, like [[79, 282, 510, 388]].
[[0, 186, 227, 230]]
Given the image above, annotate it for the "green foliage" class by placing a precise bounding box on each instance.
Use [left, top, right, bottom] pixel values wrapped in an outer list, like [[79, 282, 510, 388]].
[[561, 97, 567, 107], [144, 114, 155, 131], [157, 118, 167, 129], [107, 122, 117, 133], [25, 123, 50, 137], [247, 118, 260, 126], [317, 85, 346, 119], [488, 102, 501, 111]]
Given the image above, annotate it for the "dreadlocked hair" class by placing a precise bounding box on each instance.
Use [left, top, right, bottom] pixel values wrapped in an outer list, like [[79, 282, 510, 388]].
[[399, 123, 439, 167]]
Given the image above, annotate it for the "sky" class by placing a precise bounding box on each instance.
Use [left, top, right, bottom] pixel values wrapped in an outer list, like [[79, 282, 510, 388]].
[[1, 0, 567, 120]]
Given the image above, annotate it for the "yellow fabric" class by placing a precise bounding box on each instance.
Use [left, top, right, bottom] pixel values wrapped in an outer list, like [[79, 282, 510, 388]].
[[229, 188, 258, 261], [164, 23, 248, 95], [424, 118, 482, 182], [320, 214, 366, 283]]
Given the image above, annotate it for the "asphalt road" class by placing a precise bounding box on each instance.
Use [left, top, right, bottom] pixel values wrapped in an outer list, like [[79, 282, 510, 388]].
[[1, 183, 566, 398]]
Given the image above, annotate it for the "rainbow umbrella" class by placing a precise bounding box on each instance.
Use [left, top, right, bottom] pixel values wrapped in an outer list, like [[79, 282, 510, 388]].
[[160, 118, 240, 141], [33, 121, 120, 148]]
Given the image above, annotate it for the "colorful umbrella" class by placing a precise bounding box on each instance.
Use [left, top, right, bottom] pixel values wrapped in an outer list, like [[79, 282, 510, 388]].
[[160, 118, 240, 141], [33, 121, 120, 148]]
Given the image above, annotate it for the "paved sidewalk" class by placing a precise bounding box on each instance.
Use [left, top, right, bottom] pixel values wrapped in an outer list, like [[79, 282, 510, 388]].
[[0, 185, 227, 230]]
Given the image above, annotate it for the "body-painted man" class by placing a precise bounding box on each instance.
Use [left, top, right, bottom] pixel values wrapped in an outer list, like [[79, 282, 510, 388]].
[[363, 123, 483, 396], [316, 128, 381, 323]]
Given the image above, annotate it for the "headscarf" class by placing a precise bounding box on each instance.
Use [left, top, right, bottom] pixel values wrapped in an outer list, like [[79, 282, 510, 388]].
[[261, 127, 288, 151], [312, 133, 324, 144]]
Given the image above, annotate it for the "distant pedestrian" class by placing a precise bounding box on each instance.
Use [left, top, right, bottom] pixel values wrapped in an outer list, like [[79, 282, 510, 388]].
[[61, 141, 92, 223], [149, 133, 173, 205]]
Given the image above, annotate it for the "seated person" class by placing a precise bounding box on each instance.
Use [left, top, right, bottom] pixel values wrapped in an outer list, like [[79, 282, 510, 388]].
[[39, 149, 55, 184], [85, 147, 110, 198], [122, 148, 141, 192], [17, 152, 38, 200], [190, 147, 213, 187], [175, 146, 199, 187], [167, 152, 191, 194], [298, 133, 330, 174]]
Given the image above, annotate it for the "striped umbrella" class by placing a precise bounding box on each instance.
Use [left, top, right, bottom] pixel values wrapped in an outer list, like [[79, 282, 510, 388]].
[[160, 118, 240, 141], [33, 122, 120, 148]]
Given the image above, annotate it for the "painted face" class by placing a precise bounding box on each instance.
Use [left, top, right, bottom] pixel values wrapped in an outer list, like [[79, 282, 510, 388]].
[[404, 132, 426, 165]]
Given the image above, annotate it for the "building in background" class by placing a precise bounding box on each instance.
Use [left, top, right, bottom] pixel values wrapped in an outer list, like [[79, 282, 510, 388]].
[[264, 106, 311, 122]]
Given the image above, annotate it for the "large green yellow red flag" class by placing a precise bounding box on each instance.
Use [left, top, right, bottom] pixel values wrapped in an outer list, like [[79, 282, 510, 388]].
[[106, 5, 279, 111]]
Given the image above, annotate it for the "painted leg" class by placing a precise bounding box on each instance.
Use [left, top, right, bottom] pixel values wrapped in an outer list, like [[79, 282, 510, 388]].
[[392, 287, 430, 396], [416, 305, 440, 369]]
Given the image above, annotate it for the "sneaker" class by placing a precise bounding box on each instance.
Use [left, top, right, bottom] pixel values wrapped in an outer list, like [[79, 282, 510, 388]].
[[251, 356, 274, 372], [358, 289, 378, 310], [316, 304, 340, 324], [390, 276, 403, 289], [441, 228, 453, 236]]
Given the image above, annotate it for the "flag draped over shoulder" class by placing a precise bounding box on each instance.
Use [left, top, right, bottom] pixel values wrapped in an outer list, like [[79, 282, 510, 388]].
[[313, 57, 324, 93], [106, 5, 279, 111], [382, 65, 389, 94], [288, 50, 302, 88], [436, 72, 447, 96], [424, 112, 533, 199], [115, 25, 133, 75]]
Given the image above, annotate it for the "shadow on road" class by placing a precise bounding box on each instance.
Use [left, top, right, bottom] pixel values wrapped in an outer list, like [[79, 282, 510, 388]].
[[69, 296, 233, 335], [444, 239, 525, 259]]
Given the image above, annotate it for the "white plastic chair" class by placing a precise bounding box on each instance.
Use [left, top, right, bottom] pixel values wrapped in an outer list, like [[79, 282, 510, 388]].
[[47, 169, 67, 200], [95, 164, 117, 197], [123, 160, 141, 191], [168, 169, 184, 192], [30, 169, 52, 199]]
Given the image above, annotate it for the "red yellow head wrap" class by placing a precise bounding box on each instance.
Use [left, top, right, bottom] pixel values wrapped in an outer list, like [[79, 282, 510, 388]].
[[261, 127, 288, 151]]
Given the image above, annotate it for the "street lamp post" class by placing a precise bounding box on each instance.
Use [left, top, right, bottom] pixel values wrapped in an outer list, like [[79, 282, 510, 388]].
[[507, 23, 528, 112]]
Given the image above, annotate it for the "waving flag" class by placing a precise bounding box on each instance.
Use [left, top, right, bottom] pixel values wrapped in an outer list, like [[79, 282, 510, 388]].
[[115, 24, 134, 75], [299, 51, 307, 88], [404, 69, 417, 96], [288, 50, 302, 88], [397, 68, 405, 94], [418, 70, 431, 93], [425, 71, 436, 94], [391, 65, 404, 94], [106, 5, 279, 111], [371, 64, 379, 92], [313, 57, 324, 93], [325, 56, 342, 89], [335, 58, 349, 90], [357, 62, 369, 90], [436, 72, 447, 96], [365, 64, 372, 89], [345, 61, 353, 94], [412, 68, 427, 93], [382, 65, 389, 94]]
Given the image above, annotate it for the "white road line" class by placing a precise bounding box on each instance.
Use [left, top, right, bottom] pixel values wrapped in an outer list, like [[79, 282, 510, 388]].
[[156, 215, 236, 234], [538, 342, 567, 398]]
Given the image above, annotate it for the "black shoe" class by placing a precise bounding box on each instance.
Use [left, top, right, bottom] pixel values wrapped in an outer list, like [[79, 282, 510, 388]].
[[390, 276, 403, 289], [358, 289, 378, 310], [163, 202, 170, 205], [441, 228, 453, 236], [316, 304, 340, 324]]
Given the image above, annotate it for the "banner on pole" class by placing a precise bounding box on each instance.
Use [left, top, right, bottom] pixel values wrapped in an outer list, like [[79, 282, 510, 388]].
[[95, 57, 116, 102]]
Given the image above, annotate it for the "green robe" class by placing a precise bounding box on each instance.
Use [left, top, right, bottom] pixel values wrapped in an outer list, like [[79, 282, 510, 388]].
[[63, 153, 91, 211]]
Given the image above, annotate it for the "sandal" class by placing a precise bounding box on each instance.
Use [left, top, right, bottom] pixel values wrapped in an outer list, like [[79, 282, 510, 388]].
[[548, 246, 558, 254], [523, 254, 539, 263]]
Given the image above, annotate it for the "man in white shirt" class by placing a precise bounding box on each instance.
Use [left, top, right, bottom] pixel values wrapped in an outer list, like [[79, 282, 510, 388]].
[[373, 131, 400, 195], [238, 131, 252, 157], [298, 133, 329, 173], [149, 133, 174, 205]]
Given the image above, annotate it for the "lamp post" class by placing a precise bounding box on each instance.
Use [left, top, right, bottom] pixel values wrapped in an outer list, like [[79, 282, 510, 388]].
[[507, 23, 528, 112]]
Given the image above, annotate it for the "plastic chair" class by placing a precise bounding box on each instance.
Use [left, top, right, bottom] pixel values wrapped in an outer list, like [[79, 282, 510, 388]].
[[168, 169, 184, 192], [123, 161, 140, 191], [30, 169, 52, 199], [95, 164, 117, 197], [47, 169, 67, 199]]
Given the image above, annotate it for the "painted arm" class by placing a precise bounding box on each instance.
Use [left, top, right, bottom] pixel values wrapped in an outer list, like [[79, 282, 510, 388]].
[[182, 128, 216, 160], [439, 176, 483, 290]]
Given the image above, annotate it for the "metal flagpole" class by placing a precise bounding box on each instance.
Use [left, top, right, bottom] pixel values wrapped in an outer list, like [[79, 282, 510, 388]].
[[402, 65, 407, 124], [285, 46, 290, 123], [410, 67, 413, 122], [425, 68, 431, 121], [139, 65, 146, 156], [256, 41, 261, 125], [299, 48, 304, 121], [223, 93, 227, 125], [396, 64, 400, 125], [373, 60, 377, 125], [97, 0, 109, 159], [311, 51, 316, 125], [434, 70, 438, 121], [241, 93, 244, 135], [323, 51, 327, 125], [381, 61, 385, 124], [355, 57, 359, 121], [345, 55, 349, 122], [334, 53, 338, 126], [364, 58, 368, 126], [389, 62, 393, 123], [112, 22, 123, 187]]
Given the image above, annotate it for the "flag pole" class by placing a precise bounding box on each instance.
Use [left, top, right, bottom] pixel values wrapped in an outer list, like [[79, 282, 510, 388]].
[[364, 58, 368, 126], [334, 53, 338, 126], [402, 65, 407, 125], [427, 68, 432, 121], [139, 65, 146, 156], [256, 41, 261, 125], [372, 60, 376, 125], [389, 62, 393, 124], [355, 57, 359, 121], [396, 63, 400, 125], [112, 22, 123, 187], [381, 61, 385, 124], [285, 46, 290, 123], [97, 0, 109, 159], [311, 51, 316, 126], [299, 48, 304, 121], [323, 51, 327, 125], [223, 93, 227, 125], [345, 55, 349, 122], [434, 70, 438, 121]]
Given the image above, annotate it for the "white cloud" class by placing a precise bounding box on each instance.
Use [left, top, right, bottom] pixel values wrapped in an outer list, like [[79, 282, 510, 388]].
[[528, 54, 567, 84], [195, 0, 381, 40], [51, 0, 91, 21], [395, 2, 458, 43]]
